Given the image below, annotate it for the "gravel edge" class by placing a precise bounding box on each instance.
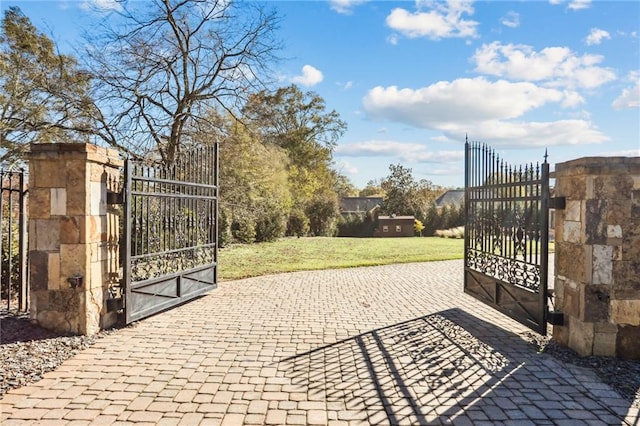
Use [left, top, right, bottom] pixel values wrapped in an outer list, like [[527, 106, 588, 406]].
[[0, 309, 121, 396]]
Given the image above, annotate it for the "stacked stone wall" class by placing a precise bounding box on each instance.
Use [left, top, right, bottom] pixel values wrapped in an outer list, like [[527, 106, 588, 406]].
[[552, 157, 640, 359]]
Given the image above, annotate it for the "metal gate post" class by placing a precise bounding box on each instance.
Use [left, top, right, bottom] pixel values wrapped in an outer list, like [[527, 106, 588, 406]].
[[18, 169, 28, 311], [539, 157, 550, 330], [123, 159, 133, 324], [464, 139, 470, 292]]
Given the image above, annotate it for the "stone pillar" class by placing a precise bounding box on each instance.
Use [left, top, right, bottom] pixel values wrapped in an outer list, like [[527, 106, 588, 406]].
[[28, 143, 123, 335], [552, 157, 640, 359]]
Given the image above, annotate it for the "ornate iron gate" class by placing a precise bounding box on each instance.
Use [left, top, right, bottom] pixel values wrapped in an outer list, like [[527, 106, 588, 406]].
[[464, 140, 550, 335], [1, 169, 28, 311], [122, 145, 219, 324]]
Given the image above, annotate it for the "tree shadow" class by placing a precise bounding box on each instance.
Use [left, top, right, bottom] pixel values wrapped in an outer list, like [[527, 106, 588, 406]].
[[278, 308, 636, 425]]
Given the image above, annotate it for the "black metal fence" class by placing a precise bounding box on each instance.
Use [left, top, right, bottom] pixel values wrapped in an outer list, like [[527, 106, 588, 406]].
[[122, 145, 219, 323], [464, 141, 550, 334], [1, 169, 28, 311]]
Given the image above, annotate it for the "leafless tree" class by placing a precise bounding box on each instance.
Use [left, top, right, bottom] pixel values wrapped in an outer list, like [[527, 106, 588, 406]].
[[86, 0, 281, 164]]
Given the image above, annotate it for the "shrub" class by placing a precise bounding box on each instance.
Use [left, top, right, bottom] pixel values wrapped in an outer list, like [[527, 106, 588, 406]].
[[306, 197, 339, 237], [435, 226, 465, 239], [232, 218, 256, 244], [255, 211, 286, 242], [218, 207, 233, 248], [287, 208, 310, 237]]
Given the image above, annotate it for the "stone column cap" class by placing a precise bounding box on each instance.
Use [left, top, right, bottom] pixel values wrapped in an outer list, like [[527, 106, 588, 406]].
[[552, 156, 640, 177], [28, 143, 124, 167]]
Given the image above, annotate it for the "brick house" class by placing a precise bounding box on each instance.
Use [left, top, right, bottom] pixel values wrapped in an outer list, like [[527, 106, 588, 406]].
[[374, 215, 415, 237]]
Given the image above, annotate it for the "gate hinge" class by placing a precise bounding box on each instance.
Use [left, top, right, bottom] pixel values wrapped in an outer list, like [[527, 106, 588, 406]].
[[107, 190, 124, 205], [549, 196, 566, 210]]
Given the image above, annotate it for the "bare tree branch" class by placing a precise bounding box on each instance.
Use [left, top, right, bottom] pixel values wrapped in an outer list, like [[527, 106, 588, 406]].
[[85, 0, 282, 164]]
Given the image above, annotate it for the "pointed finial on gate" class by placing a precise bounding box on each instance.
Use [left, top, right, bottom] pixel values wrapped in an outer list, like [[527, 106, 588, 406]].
[[544, 148, 548, 163]]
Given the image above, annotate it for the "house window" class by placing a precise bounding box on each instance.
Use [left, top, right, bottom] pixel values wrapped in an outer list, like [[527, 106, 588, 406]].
[[382, 225, 389, 232], [396, 225, 402, 233]]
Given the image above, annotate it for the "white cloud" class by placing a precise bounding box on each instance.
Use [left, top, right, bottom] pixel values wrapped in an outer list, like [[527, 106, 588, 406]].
[[80, 0, 123, 12], [612, 83, 640, 110], [561, 90, 585, 108], [585, 28, 611, 46], [363, 78, 566, 127], [443, 120, 609, 147], [596, 148, 640, 156], [336, 140, 464, 164], [337, 140, 425, 157], [337, 160, 359, 175], [568, 0, 591, 11], [410, 150, 465, 163], [417, 164, 464, 177], [501, 11, 520, 29], [549, 0, 592, 11], [329, 0, 366, 15], [472, 42, 616, 89], [361, 78, 609, 148], [386, 0, 478, 40], [343, 81, 353, 90], [291, 65, 323, 87]]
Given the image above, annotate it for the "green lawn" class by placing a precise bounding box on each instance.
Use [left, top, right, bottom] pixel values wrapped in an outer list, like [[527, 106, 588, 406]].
[[218, 237, 464, 281]]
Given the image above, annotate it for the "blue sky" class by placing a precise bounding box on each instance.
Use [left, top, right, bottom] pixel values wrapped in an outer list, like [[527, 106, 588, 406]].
[[3, 0, 640, 189]]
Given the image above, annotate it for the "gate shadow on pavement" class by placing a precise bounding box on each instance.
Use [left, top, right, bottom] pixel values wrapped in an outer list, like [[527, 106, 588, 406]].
[[278, 308, 633, 425]]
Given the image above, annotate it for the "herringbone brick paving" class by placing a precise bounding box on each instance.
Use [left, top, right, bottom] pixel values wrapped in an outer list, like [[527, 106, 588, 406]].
[[1, 260, 638, 425]]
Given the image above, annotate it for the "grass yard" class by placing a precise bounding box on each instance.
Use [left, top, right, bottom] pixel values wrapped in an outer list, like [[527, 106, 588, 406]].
[[218, 237, 464, 281]]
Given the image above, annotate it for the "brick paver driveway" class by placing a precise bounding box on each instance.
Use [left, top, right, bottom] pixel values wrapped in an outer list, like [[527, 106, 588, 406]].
[[1, 260, 638, 425]]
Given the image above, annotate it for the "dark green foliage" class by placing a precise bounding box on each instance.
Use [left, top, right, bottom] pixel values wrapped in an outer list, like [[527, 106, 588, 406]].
[[255, 211, 287, 243], [232, 216, 257, 244], [421, 202, 465, 236], [1, 7, 99, 163], [218, 206, 233, 248], [287, 208, 310, 237], [336, 213, 375, 237], [0, 200, 22, 300], [306, 196, 339, 237], [381, 164, 417, 216]]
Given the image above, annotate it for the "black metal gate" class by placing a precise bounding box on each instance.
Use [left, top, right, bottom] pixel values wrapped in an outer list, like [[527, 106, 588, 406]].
[[464, 140, 550, 335], [122, 145, 219, 324], [1, 169, 28, 311]]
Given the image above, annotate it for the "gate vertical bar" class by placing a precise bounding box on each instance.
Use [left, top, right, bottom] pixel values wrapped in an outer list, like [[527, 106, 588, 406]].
[[464, 138, 470, 291], [18, 170, 27, 311], [214, 143, 219, 285], [7, 173, 13, 310], [123, 159, 133, 324], [0, 171, 4, 309], [540, 156, 551, 330]]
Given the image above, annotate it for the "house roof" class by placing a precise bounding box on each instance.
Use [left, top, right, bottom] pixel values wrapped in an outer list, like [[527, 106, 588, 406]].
[[340, 197, 383, 213], [435, 189, 465, 208], [378, 215, 415, 220]]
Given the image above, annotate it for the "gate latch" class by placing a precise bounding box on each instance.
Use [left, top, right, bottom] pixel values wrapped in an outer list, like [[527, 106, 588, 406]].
[[107, 190, 124, 205], [549, 196, 566, 210]]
